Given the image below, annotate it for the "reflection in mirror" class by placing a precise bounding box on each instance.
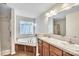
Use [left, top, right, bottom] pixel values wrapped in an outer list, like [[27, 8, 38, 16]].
[[53, 17, 66, 36]]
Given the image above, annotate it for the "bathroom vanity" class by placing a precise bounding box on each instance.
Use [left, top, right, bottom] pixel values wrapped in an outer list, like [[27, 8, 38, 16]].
[[38, 37, 79, 56]]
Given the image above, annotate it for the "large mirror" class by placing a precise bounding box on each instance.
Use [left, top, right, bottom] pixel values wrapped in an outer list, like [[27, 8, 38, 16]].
[[49, 4, 79, 37]]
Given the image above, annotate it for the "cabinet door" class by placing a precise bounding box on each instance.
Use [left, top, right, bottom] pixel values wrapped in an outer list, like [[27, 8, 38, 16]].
[[63, 51, 73, 56], [50, 45, 62, 56], [38, 39, 43, 56], [26, 45, 36, 56], [43, 41, 50, 56]]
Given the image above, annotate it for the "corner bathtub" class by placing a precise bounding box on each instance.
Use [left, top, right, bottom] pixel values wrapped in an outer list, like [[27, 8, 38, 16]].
[[15, 37, 37, 46]]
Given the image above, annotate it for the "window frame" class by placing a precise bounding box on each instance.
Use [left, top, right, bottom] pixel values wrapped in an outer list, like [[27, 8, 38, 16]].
[[19, 21, 34, 35]]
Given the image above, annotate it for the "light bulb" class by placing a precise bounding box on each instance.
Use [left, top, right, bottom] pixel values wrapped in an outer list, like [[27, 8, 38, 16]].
[[46, 13, 50, 16]]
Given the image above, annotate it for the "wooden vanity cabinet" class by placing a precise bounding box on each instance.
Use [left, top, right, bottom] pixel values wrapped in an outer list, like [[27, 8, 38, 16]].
[[26, 45, 36, 55], [50, 45, 63, 56], [38, 39, 74, 56], [43, 41, 50, 56], [38, 39, 43, 56]]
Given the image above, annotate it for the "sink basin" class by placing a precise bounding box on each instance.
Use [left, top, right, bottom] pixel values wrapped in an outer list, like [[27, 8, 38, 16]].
[[67, 44, 79, 51], [75, 50, 79, 52], [61, 42, 68, 45]]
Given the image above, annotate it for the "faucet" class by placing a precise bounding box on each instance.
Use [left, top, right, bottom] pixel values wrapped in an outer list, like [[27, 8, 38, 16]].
[[69, 38, 72, 44], [48, 35, 51, 38], [69, 38, 74, 44]]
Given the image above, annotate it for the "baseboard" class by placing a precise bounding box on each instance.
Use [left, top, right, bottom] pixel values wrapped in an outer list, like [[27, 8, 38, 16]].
[[10, 51, 16, 55], [0, 50, 10, 56], [0, 50, 15, 56]]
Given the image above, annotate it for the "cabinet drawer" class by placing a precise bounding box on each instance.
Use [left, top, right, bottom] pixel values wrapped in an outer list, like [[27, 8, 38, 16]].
[[50, 45, 62, 56], [43, 41, 49, 48]]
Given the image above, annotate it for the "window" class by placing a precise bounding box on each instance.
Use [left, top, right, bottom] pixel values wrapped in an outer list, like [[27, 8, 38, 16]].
[[20, 21, 34, 34]]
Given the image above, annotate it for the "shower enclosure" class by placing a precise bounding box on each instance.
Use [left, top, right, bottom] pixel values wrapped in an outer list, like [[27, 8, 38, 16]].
[[0, 3, 15, 56]]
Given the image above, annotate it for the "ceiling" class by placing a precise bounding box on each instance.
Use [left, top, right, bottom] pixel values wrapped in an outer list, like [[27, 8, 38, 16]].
[[7, 3, 55, 18]]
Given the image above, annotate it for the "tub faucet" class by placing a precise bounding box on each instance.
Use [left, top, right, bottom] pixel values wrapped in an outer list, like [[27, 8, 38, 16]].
[[30, 40, 31, 43]]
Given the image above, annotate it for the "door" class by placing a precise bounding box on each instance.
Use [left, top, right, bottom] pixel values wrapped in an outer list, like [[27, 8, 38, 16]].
[[1, 19, 11, 55], [0, 4, 11, 55]]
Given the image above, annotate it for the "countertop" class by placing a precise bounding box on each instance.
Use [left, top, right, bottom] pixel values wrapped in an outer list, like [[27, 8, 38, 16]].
[[15, 41, 37, 46], [38, 37, 79, 56]]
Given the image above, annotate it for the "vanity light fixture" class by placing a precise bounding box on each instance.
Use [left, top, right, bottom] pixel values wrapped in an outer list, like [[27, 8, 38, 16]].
[[50, 10, 54, 14], [62, 6, 72, 11], [51, 9, 57, 15], [45, 12, 50, 17], [72, 3, 79, 7], [45, 3, 78, 17], [63, 3, 79, 10], [49, 10, 57, 17], [62, 3, 69, 9], [45, 9, 57, 17], [61, 3, 74, 11]]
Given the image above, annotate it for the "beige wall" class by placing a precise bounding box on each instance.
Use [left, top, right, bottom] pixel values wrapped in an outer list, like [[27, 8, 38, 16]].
[[35, 15, 48, 33], [66, 11, 79, 37]]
